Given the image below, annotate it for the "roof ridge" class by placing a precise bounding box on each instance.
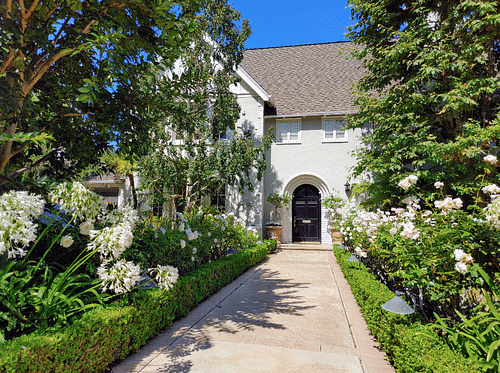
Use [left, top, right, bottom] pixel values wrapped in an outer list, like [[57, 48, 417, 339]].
[[243, 40, 353, 51]]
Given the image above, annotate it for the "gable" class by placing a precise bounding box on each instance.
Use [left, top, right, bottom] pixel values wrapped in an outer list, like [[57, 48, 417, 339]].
[[240, 42, 365, 117]]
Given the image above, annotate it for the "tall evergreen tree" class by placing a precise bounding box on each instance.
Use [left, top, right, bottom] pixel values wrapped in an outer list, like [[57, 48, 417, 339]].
[[347, 0, 500, 207]]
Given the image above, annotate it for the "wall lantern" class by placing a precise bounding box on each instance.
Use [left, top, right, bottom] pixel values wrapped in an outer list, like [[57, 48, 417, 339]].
[[381, 295, 415, 315], [344, 181, 351, 192]]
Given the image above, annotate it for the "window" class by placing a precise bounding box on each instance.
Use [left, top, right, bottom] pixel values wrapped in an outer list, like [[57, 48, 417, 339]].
[[323, 118, 348, 142], [276, 120, 301, 144]]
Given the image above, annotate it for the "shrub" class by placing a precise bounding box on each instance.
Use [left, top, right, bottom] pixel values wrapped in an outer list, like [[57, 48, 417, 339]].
[[334, 246, 477, 373]]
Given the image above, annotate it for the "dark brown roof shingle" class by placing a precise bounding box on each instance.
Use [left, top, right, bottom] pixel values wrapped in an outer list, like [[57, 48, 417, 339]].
[[240, 42, 365, 117]]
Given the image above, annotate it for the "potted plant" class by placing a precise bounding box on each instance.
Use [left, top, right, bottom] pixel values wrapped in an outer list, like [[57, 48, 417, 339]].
[[265, 192, 291, 244], [322, 194, 346, 241]]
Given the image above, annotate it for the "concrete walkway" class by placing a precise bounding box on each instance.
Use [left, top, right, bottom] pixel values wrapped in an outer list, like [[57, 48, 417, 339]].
[[111, 246, 395, 373]]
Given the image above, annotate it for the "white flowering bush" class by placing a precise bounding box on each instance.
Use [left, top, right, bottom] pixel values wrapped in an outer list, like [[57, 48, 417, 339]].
[[122, 207, 257, 275], [339, 169, 500, 320]]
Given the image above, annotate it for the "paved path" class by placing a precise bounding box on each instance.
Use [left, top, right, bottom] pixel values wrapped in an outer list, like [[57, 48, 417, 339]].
[[111, 246, 394, 373]]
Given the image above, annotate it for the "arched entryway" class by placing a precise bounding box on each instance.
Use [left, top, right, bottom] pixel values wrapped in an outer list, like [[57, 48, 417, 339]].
[[292, 184, 321, 242]]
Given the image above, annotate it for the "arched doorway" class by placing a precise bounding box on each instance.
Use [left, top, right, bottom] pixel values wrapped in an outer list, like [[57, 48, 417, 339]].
[[292, 184, 321, 242]]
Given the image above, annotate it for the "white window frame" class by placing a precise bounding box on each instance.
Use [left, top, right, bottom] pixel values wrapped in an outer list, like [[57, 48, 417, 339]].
[[275, 119, 301, 144], [322, 117, 348, 143]]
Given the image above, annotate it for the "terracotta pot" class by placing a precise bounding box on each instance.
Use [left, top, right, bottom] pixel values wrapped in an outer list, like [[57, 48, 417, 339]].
[[266, 225, 283, 244]]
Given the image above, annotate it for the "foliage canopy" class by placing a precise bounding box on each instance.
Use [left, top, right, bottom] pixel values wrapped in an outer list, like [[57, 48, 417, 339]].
[[347, 0, 500, 207]]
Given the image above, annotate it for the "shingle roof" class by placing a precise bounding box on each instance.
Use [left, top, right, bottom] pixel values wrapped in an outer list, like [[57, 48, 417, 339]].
[[240, 42, 365, 117]]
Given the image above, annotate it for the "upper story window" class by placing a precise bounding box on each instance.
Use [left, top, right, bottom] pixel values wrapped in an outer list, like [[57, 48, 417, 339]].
[[276, 119, 301, 144], [323, 118, 348, 142]]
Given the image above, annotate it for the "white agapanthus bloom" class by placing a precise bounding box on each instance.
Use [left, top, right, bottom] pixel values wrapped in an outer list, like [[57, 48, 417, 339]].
[[192, 247, 197, 254], [150, 264, 179, 290], [0, 190, 45, 259], [389, 227, 398, 235], [88, 222, 134, 260], [60, 234, 74, 248], [97, 260, 141, 294], [485, 196, 500, 228], [48, 181, 103, 222], [180, 239, 186, 249], [484, 154, 498, 166], [186, 227, 199, 241]]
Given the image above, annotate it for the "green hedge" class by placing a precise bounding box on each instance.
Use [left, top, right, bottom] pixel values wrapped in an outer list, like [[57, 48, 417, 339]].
[[334, 246, 477, 373], [0, 241, 276, 373]]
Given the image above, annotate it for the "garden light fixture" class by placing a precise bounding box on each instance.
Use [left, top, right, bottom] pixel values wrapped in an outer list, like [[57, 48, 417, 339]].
[[381, 295, 415, 315]]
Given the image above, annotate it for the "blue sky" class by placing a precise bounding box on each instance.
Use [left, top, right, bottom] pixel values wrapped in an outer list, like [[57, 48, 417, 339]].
[[229, 0, 354, 49]]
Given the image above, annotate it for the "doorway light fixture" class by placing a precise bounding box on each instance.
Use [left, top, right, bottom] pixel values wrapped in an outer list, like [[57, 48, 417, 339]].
[[344, 181, 351, 192]]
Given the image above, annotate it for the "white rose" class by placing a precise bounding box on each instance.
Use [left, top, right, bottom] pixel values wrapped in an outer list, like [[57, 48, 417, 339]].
[[60, 235, 74, 248]]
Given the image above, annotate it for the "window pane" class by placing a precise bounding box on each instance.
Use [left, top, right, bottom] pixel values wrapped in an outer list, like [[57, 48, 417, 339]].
[[289, 122, 299, 141], [324, 120, 334, 139]]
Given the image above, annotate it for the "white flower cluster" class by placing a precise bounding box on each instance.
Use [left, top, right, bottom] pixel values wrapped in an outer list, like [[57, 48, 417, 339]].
[[398, 174, 418, 191], [434, 181, 444, 190], [48, 181, 104, 222], [482, 184, 500, 197], [97, 260, 141, 294], [453, 249, 473, 275], [150, 264, 179, 290], [485, 197, 500, 228], [354, 246, 367, 258], [0, 190, 45, 259], [88, 221, 134, 261], [434, 197, 463, 213], [484, 154, 498, 166]]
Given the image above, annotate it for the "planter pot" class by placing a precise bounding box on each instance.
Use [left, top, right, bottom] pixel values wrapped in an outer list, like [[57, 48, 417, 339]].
[[266, 225, 283, 244], [331, 229, 343, 242]]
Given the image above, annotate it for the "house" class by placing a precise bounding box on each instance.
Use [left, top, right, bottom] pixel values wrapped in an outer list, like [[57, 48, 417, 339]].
[[226, 41, 367, 245]]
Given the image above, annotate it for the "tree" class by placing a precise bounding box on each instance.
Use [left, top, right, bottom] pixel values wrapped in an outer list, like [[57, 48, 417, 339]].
[[346, 0, 500, 207], [0, 0, 204, 189], [138, 0, 272, 213]]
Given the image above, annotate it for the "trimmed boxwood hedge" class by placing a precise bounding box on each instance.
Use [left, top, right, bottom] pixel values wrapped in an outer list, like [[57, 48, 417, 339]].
[[0, 241, 276, 373], [334, 246, 477, 373]]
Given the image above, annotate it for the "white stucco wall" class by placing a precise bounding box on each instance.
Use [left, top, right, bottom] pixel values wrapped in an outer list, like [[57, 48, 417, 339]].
[[263, 116, 364, 244], [226, 80, 266, 236]]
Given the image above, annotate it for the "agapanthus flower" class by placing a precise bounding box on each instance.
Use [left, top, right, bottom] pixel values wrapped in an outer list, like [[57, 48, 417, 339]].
[[400, 221, 420, 240], [180, 239, 186, 249], [97, 260, 141, 294], [88, 222, 134, 260], [0, 190, 45, 259], [48, 181, 103, 222], [150, 264, 179, 290]]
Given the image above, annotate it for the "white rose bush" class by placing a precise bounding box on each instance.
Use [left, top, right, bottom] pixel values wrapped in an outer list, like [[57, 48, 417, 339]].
[[339, 165, 500, 322]]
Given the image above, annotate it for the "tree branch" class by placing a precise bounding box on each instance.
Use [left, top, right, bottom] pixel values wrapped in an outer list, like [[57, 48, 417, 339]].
[[0, 145, 64, 186]]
